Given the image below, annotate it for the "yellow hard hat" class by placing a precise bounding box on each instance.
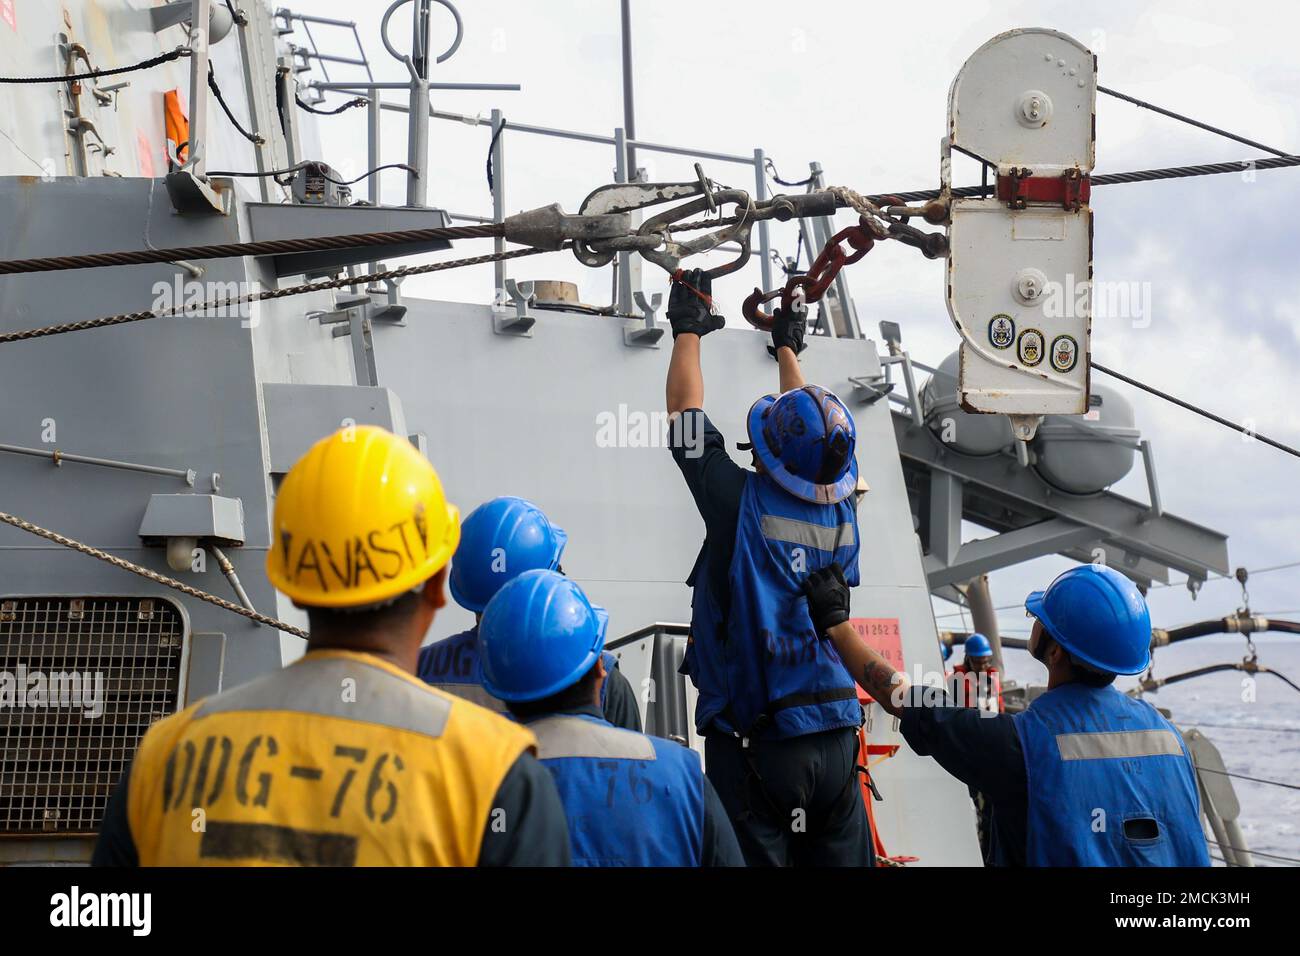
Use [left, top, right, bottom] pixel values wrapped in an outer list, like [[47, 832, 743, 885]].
[[266, 425, 461, 608]]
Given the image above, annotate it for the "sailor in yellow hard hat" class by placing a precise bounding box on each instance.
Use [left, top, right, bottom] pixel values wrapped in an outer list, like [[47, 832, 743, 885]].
[[93, 426, 570, 866]]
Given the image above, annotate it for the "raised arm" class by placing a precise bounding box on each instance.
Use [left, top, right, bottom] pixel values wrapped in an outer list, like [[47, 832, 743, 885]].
[[667, 334, 704, 415], [776, 345, 806, 392], [769, 306, 808, 393], [664, 269, 724, 415]]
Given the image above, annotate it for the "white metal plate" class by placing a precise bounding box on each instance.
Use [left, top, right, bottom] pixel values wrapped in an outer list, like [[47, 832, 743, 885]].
[[948, 198, 1091, 417], [948, 27, 1096, 172]]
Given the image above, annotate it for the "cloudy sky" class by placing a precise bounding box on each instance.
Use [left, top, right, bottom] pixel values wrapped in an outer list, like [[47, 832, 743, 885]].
[[300, 0, 1300, 648]]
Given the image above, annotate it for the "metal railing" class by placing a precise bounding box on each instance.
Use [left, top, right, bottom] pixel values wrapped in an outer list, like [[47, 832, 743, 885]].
[[282, 1, 859, 334], [309, 89, 787, 316], [274, 7, 376, 103]]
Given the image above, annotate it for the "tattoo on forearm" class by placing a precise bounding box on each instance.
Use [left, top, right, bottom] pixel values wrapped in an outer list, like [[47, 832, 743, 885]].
[[860, 661, 898, 703]]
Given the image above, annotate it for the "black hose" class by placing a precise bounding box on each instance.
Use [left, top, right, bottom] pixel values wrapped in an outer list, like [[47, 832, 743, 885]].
[[207, 62, 263, 145], [1143, 662, 1300, 697], [1163, 617, 1300, 643], [486, 117, 507, 192], [207, 161, 417, 188], [1147, 663, 1243, 688], [0, 46, 190, 84], [1162, 619, 1240, 643], [1263, 667, 1300, 695], [296, 94, 368, 116], [765, 159, 814, 188], [1000, 619, 1300, 652]]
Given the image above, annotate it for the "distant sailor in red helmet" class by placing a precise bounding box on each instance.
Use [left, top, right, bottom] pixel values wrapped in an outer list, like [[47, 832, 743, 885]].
[[951, 632, 1002, 714]]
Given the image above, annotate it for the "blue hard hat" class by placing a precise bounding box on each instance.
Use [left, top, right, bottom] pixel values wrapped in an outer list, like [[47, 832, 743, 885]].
[[964, 632, 992, 658], [1025, 564, 1152, 675], [448, 496, 567, 613], [747, 385, 859, 504], [940, 640, 953, 662], [478, 569, 609, 703]]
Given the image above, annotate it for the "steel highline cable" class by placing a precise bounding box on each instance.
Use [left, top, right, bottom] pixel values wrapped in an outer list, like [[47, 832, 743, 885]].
[[0, 221, 503, 276], [2, 261, 1297, 467], [0, 149, 1289, 277], [2, 150, 1296, 277], [867, 153, 1300, 204]]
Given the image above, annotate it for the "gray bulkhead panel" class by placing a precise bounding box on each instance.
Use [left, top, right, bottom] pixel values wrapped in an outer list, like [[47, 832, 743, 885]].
[[370, 299, 983, 866], [0, 0, 278, 181], [0, 176, 376, 690]]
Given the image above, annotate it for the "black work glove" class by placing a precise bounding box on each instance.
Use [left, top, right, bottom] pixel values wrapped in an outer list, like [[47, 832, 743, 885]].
[[667, 268, 724, 339], [767, 305, 808, 359], [802, 563, 851, 639]]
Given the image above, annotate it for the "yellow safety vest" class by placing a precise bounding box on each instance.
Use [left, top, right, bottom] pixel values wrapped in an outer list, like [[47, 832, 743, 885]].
[[126, 650, 535, 866]]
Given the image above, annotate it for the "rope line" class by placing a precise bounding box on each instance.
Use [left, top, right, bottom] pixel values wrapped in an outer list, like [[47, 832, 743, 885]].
[[1195, 765, 1300, 792], [1098, 85, 1291, 158], [0, 46, 190, 84], [1204, 838, 1300, 866], [1094, 362, 1300, 461], [1152, 559, 1300, 591], [0, 511, 306, 639], [0, 246, 549, 344]]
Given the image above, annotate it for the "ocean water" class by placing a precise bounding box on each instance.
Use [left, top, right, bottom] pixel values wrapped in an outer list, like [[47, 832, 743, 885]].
[[999, 635, 1300, 868]]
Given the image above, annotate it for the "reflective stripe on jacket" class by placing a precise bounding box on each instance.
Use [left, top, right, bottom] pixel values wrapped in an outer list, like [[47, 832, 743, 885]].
[[684, 471, 862, 738], [1014, 683, 1210, 867], [127, 650, 533, 866], [529, 712, 703, 866]]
